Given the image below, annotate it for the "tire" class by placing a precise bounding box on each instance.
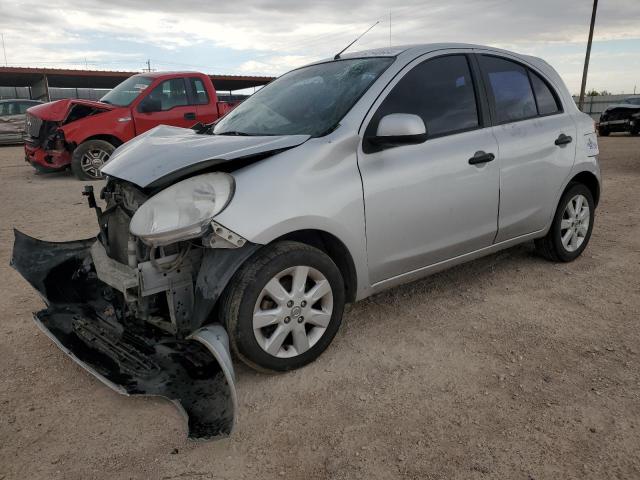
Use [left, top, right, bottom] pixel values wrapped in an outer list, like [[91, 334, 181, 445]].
[[598, 126, 610, 137], [220, 241, 345, 372], [535, 183, 595, 262], [71, 139, 115, 180]]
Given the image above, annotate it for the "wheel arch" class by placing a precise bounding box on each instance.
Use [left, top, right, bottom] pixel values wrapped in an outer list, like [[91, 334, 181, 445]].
[[568, 170, 600, 206], [270, 229, 358, 303], [79, 134, 124, 149]]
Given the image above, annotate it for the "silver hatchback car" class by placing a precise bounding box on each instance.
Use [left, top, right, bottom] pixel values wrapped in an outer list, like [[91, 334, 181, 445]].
[[13, 44, 601, 439]]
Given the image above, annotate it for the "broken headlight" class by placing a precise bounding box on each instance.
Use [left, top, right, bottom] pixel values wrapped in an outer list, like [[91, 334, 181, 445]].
[[130, 172, 234, 247]]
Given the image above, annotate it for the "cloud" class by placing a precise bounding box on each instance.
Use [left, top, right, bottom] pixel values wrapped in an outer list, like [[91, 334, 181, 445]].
[[0, 0, 639, 91], [237, 55, 315, 75]]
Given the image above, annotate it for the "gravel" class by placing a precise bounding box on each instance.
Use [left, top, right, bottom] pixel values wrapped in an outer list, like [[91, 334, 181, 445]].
[[1, 135, 639, 479]]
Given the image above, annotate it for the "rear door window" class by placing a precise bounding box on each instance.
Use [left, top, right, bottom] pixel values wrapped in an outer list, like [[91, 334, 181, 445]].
[[367, 54, 479, 139], [480, 55, 537, 124]]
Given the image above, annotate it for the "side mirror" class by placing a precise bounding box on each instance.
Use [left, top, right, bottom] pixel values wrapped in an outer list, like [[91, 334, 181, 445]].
[[368, 113, 427, 149], [138, 97, 162, 113]]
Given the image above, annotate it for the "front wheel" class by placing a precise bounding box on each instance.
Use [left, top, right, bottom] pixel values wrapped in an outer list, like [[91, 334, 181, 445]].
[[220, 241, 345, 372], [71, 139, 115, 180], [535, 183, 595, 262]]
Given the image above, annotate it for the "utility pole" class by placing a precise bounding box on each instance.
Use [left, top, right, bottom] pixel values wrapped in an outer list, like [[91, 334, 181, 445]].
[[578, 0, 598, 111], [1, 33, 7, 66], [146, 59, 151, 72], [389, 10, 392, 47]]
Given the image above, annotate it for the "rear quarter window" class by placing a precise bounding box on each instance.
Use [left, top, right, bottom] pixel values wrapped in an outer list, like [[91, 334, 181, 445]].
[[529, 71, 561, 115]]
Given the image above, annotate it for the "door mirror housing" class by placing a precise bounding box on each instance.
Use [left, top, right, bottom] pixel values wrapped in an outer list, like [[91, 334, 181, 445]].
[[368, 113, 427, 149], [138, 97, 162, 113]]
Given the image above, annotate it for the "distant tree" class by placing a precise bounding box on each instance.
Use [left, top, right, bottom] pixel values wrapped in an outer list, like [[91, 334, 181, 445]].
[[586, 89, 600, 96], [599, 90, 611, 96]]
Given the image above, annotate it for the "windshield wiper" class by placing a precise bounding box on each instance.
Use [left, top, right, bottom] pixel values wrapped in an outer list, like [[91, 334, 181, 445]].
[[101, 100, 111, 105], [216, 131, 252, 136]]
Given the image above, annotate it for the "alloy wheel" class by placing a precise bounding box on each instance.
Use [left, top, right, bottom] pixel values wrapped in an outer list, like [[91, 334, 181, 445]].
[[80, 148, 110, 179], [560, 194, 590, 252], [253, 265, 333, 358]]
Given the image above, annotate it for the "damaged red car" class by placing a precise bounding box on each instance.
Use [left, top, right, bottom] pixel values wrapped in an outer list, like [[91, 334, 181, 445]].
[[23, 72, 238, 179]]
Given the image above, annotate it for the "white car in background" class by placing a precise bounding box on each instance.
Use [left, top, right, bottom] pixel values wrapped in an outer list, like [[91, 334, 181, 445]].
[[0, 99, 43, 144]]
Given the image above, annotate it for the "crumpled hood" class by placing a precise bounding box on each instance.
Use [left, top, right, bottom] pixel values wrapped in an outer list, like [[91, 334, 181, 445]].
[[101, 125, 310, 188], [26, 98, 115, 122]]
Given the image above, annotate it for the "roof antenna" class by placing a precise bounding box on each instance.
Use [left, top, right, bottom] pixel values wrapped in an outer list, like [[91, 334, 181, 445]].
[[334, 21, 380, 60]]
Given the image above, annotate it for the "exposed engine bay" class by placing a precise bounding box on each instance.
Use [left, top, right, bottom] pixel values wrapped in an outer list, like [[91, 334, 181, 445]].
[[95, 179, 258, 336]]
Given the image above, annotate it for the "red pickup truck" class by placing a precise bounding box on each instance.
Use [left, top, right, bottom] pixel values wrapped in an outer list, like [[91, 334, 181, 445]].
[[24, 72, 238, 179]]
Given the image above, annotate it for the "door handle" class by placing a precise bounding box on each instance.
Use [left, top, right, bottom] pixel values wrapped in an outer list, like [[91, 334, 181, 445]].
[[554, 133, 573, 146], [184, 112, 196, 120], [468, 151, 495, 165]]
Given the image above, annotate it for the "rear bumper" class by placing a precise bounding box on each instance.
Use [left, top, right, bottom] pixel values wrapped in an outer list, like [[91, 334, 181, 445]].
[[24, 143, 71, 170], [10, 230, 237, 440]]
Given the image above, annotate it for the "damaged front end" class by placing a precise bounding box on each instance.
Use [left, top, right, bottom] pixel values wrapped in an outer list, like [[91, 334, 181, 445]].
[[24, 100, 114, 170], [598, 104, 640, 135], [24, 114, 70, 170], [11, 178, 258, 440]]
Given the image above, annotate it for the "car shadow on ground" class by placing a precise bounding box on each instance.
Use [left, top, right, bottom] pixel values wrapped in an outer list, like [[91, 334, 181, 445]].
[[233, 241, 547, 379]]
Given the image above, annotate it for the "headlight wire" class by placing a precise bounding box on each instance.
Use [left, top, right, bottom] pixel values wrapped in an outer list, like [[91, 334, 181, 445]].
[[150, 242, 192, 273]]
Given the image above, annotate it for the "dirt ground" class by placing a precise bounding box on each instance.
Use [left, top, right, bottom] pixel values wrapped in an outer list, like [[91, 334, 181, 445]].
[[0, 136, 639, 480]]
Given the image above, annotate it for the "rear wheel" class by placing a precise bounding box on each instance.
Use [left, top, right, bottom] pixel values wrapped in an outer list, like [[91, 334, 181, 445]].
[[220, 241, 345, 372], [535, 183, 595, 262], [71, 139, 115, 180]]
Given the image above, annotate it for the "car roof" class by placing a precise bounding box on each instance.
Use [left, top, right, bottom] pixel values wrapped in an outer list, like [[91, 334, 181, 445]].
[[339, 43, 481, 58], [131, 71, 204, 78], [314, 43, 542, 66], [307, 42, 573, 112]]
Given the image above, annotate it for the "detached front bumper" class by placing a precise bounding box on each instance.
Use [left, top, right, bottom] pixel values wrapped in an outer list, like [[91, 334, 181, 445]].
[[10, 230, 237, 440]]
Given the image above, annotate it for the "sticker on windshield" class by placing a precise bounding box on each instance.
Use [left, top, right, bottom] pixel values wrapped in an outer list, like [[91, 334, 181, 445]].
[[584, 132, 599, 157]]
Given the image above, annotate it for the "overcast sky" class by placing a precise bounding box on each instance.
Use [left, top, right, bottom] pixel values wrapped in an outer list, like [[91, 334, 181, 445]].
[[0, 0, 639, 94]]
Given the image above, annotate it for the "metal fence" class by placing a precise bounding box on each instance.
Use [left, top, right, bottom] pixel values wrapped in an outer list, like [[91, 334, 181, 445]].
[[0, 86, 110, 100], [0, 86, 31, 99], [572, 94, 631, 121]]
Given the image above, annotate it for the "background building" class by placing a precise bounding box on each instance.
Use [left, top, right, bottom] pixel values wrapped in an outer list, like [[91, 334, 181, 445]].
[[0, 66, 273, 103]]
